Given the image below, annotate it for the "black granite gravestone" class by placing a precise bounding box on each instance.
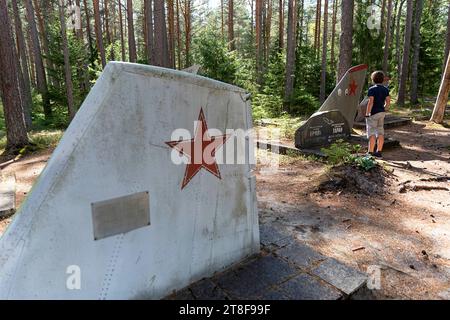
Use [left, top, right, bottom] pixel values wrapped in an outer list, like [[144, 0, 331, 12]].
[[294, 110, 351, 149]]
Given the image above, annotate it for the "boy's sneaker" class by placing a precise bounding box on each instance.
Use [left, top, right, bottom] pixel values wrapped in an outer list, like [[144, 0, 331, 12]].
[[373, 151, 383, 159]]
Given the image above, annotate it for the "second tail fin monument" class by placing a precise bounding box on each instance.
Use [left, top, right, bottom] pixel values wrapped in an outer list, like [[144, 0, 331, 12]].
[[295, 65, 368, 149]]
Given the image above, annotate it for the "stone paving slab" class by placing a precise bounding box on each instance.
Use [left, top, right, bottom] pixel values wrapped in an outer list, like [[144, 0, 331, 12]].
[[167, 242, 368, 300], [213, 255, 298, 299], [276, 242, 326, 270], [189, 279, 229, 300], [259, 224, 293, 248], [310, 258, 367, 296], [278, 273, 343, 300], [0, 174, 15, 217]]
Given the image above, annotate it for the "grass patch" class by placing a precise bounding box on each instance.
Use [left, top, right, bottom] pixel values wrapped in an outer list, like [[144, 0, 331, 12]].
[[0, 129, 64, 156]]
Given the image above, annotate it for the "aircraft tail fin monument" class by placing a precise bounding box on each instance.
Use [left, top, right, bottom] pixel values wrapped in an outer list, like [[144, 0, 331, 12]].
[[0, 62, 259, 299], [295, 65, 368, 149]]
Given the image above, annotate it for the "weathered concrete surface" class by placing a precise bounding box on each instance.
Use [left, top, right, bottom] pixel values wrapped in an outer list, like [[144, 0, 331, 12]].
[[0, 62, 259, 299], [0, 174, 15, 217]]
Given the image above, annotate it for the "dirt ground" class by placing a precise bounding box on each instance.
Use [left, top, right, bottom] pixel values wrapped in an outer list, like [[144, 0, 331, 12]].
[[0, 120, 449, 299], [257, 120, 450, 299]]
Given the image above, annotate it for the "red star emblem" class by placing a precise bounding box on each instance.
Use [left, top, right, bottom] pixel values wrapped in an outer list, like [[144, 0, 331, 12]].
[[165, 108, 231, 189], [348, 79, 358, 96]]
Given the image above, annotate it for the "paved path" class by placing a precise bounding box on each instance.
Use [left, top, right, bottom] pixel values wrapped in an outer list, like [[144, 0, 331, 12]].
[[167, 224, 368, 300]]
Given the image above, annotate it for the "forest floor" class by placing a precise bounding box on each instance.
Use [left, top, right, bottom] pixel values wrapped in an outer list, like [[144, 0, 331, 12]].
[[0, 117, 449, 299], [256, 119, 450, 299]]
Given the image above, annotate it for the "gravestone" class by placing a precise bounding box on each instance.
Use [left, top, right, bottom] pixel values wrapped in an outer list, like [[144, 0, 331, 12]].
[[295, 65, 368, 149], [0, 62, 259, 299], [294, 110, 351, 149]]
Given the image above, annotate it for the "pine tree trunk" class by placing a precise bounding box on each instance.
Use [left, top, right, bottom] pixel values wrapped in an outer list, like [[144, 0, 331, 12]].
[[11, 0, 32, 129], [181, 0, 191, 68], [82, 0, 95, 61], [296, 0, 303, 48], [337, 0, 354, 81], [221, 0, 224, 38], [127, 0, 137, 62], [144, 0, 154, 64], [410, 0, 424, 105], [256, 0, 264, 85], [26, 31, 36, 88], [443, 3, 450, 75], [382, 0, 393, 74], [397, 0, 413, 106], [24, 0, 51, 118], [330, 0, 337, 73], [284, 0, 296, 110], [153, 0, 169, 67], [118, 0, 126, 61], [93, 0, 106, 67], [320, 0, 328, 103], [167, 0, 175, 67], [58, 0, 76, 120], [431, 52, 450, 124], [278, 0, 284, 50], [104, 0, 111, 47], [395, 0, 406, 81], [33, 0, 54, 85], [314, 0, 319, 51], [0, 0, 29, 151], [266, 0, 272, 57], [228, 0, 235, 50], [380, 0, 386, 32], [176, 0, 181, 69]]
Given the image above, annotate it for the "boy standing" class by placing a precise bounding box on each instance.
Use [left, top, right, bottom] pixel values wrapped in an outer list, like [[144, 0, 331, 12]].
[[366, 71, 391, 158]]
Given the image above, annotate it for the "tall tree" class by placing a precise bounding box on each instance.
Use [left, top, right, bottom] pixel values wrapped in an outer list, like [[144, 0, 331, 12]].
[[0, 0, 29, 151], [265, 0, 273, 61], [278, 0, 284, 50], [443, 3, 450, 75], [382, 0, 393, 73], [24, 0, 51, 118], [93, 0, 106, 67], [144, 0, 154, 63], [82, 0, 95, 61], [320, 0, 329, 103], [154, 0, 169, 67], [410, 0, 424, 105], [431, 52, 450, 124], [337, 0, 354, 81], [181, 0, 192, 67], [58, 0, 75, 120], [221, 0, 224, 38], [330, 0, 337, 71], [127, 0, 137, 62], [256, 0, 264, 84], [118, 0, 126, 61], [395, 0, 406, 80], [11, 0, 32, 129], [176, 0, 182, 69], [228, 0, 235, 50], [284, 0, 296, 109], [167, 0, 175, 67], [397, 0, 413, 106]]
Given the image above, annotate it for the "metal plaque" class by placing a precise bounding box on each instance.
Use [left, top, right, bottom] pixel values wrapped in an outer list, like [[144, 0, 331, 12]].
[[91, 191, 150, 240]]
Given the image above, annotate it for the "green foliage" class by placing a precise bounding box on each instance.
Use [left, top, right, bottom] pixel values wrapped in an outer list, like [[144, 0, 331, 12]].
[[321, 139, 377, 171], [0, 129, 63, 154], [194, 31, 238, 85], [352, 155, 377, 171], [321, 139, 359, 165], [418, 1, 447, 96]]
